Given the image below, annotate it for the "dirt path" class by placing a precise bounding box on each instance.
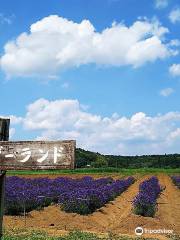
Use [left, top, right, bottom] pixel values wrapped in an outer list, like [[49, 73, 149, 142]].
[[108, 174, 180, 237], [4, 174, 180, 239], [156, 174, 180, 233], [7, 173, 138, 180]]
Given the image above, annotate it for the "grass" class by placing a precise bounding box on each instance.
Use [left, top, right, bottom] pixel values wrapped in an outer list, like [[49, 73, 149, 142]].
[[6, 168, 180, 176], [2, 229, 162, 240], [3, 229, 179, 240]]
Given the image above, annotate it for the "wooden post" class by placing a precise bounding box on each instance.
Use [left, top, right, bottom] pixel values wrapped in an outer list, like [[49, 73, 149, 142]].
[[0, 171, 6, 239], [0, 119, 10, 141], [0, 118, 10, 239]]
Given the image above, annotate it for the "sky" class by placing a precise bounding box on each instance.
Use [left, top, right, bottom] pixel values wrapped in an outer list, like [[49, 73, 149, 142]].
[[0, 0, 180, 155]]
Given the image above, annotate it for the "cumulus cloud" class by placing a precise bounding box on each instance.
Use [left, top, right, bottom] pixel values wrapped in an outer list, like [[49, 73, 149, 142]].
[[169, 8, 180, 23], [0, 15, 174, 78], [169, 128, 180, 140], [9, 98, 178, 155], [155, 0, 169, 9], [160, 87, 174, 97], [169, 63, 180, 76]]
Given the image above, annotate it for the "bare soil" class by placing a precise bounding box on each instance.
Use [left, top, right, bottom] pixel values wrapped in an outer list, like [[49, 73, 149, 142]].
[[8, 173, 132, 179], [4, 174, 180, 239]]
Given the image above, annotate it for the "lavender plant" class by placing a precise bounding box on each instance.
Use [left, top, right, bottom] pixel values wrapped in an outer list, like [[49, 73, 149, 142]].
[[5, 176, 135, 215], [59, 176, 135, 214], [133, 176, 162, 217], [171, 176, 180, 189]]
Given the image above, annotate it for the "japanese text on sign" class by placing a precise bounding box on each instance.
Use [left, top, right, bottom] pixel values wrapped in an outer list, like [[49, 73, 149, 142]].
[[0, 140, 75, 170]]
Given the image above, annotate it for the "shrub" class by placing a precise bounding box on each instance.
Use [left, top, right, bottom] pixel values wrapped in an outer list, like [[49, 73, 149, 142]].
[[171, 176, 180, 189], [133, 176, 162, 217], [5, 176, 135, 216]]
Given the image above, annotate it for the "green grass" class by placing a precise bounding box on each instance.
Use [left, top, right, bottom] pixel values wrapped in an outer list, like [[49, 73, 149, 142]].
[[6, 168, 180, 176], [3, 229, 179, 240], [2, 229, 161, 240]]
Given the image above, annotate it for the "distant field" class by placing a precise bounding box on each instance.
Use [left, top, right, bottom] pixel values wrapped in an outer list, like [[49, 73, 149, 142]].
[[7, 167, 180, 176]]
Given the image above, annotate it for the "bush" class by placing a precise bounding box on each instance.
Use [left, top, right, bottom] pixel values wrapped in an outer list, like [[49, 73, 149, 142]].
[[171, 176, 180, 189], [59, 177, 135, 215], [133, 176, 162, 217], [5, 176, 135, 216]]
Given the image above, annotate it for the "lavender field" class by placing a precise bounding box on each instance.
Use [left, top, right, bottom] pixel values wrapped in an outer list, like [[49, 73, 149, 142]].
[[5, 176, 135, 215]]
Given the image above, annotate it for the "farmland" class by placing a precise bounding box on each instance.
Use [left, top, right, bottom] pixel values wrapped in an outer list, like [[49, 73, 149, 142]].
[[3, 171, 180, 240], [6, 167, 180, 176], [5, 176, 135, 215]]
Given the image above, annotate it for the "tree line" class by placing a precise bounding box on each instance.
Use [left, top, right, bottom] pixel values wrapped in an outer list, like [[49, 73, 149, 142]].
[[75, 148, 180, 168]]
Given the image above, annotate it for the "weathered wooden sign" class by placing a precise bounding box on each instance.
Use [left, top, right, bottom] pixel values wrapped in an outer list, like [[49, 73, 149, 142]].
[[0, 140, 76, 170]]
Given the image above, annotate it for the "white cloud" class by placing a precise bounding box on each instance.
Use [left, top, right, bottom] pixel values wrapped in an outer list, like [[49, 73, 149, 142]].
[[169, 63, 180, 76], [155, 0, 169, 9], [11, 98, 180, 155], [0, 13, 14, 25], [0, 115, 23, 124], [0, 15, 174, 78], [9, 128, 15, 139], [169, 8, 180, 23], [160, 87, 174, 97], [169, 128, 180, 140], [169, 39, 180, 47]]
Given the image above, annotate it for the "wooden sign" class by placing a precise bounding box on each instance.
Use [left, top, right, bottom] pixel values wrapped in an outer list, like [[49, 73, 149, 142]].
[[0, 140, 76, 170]]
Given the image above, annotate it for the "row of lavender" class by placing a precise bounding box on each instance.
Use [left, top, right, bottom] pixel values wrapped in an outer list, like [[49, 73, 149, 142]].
[[5, 176, 135, 215], [133, 176, 162, 217], [171, 176, 180, 189]]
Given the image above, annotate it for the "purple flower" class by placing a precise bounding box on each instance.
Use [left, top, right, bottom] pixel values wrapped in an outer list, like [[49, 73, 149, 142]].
[[5, 176, 135, 215], [171, 176, 180, 189], [133, 176, 162, 217]]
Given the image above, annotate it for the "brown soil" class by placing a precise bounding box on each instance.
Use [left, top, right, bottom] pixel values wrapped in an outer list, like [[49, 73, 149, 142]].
[[156, 174, 180, 233], [4, 174, 180, 239], [8, 173, 131, 179]]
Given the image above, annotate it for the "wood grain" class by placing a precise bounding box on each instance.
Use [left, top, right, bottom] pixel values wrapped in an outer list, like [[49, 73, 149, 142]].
[[0, 140, 76, 170]]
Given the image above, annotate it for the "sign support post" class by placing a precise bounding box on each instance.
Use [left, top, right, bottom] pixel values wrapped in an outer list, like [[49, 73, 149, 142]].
[[0, 171, 6, 239], [0, 118, 10, 240]]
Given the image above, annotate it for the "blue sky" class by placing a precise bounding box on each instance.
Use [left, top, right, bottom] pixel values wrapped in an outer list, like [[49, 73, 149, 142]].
[[0, 0, 180, 155]]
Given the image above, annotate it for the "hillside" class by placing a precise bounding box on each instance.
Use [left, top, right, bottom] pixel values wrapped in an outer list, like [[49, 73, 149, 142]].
[[75, 148, 180, 168]]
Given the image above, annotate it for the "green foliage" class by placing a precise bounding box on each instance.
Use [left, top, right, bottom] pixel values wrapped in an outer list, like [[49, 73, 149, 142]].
[[59, 231, 101, 240], [3, 229, 161, 240], [91, 155, 108, 168], [3, 229, 54, 240], [7, 167, 180, 177], [76, 148, 180, 169], [133, 204, 156, 217]]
